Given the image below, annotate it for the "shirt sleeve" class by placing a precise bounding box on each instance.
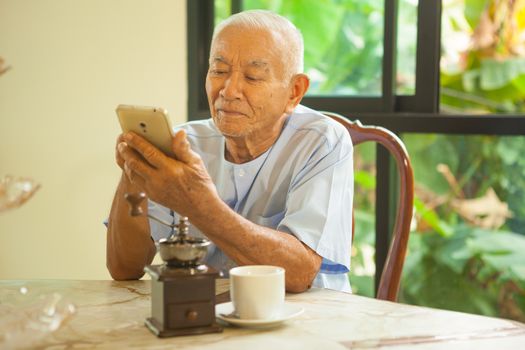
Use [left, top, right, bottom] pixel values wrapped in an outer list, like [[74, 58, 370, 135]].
[[277, 131, 354, 274]]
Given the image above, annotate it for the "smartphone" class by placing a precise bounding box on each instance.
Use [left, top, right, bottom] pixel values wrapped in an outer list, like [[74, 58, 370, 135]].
[[116, 104, 175, 157]]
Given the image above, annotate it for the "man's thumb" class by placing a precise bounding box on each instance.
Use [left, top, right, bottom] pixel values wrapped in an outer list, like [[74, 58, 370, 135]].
[[172, 130, 200, 165]]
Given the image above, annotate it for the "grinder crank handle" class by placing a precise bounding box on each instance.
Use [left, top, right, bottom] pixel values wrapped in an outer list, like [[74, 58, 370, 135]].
[[124, 192, 177, 228]]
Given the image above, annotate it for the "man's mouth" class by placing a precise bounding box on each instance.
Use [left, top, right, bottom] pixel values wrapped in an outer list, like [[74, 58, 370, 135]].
[[217, 109, 246, 118]]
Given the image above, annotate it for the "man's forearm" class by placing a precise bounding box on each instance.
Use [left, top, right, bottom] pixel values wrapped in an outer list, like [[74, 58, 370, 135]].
[[106, 174, 156, 280], [190, 200, 322, 293]]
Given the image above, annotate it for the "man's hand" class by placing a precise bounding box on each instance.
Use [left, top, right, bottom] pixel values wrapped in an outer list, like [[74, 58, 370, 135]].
[[117, 130, 220, 219]]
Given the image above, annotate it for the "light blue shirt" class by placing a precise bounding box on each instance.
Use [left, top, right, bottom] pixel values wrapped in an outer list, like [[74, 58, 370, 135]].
[[149, 105, 354, 292]]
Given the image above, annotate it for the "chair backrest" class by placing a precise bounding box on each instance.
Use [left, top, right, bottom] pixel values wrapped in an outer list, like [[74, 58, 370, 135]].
[[323, 111, 414, 302]]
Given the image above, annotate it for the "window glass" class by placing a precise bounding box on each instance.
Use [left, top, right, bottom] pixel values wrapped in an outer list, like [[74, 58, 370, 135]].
[[215, 0, 385, 96], [349, 144, 376, 297], [396, 0, 418, 95], [214, 0, 231, 24], [441, 0, 525, 114], [401, 133, 525, 321]]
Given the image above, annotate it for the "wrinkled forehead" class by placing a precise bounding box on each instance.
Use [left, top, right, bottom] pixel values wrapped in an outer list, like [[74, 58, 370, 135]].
[[209, 25, 286, 73]]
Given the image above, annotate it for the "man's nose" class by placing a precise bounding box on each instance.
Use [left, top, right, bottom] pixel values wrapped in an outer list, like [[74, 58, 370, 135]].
[[220, 72, 242, 100]]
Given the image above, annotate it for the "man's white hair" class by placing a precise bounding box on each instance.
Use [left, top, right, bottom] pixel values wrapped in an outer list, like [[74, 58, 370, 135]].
[[211, 10, 304, 79]]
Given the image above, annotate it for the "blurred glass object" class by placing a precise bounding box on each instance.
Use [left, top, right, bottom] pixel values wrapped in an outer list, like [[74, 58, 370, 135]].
[[0, 286, 76, 349], [0, 56, 11, 76], [0, 175, 41, 213]]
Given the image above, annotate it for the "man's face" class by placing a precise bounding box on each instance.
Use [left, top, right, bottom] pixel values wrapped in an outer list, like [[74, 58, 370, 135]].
[[205, 26, 294, 140]]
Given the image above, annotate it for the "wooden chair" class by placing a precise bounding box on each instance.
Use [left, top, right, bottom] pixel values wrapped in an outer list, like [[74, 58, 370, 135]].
[[323, 111, 414, 302]]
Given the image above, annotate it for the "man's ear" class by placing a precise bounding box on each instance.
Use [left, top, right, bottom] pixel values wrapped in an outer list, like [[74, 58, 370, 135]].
[[285, 74, 310, 114]]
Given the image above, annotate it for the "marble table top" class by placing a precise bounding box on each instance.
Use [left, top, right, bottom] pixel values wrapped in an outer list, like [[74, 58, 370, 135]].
[[1, 279, 524, 349]]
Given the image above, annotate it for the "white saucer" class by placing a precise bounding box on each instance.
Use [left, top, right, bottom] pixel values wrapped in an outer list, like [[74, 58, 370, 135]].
[[215, 302, 304, 328]]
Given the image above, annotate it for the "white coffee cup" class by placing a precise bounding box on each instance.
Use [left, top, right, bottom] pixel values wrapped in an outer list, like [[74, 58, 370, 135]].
[[229, 265, 285, 320]]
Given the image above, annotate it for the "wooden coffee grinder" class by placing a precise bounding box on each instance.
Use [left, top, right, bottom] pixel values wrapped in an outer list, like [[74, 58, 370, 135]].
[[125, 192, 222, 337]]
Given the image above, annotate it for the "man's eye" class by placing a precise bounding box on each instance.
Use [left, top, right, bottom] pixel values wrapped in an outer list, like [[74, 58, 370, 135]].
[[211, 70, 226, 75], [246, 76, 259, 81]]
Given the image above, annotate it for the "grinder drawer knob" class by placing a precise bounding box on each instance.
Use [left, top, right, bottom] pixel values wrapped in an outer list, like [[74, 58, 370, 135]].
[[186, 309, 198, 321]]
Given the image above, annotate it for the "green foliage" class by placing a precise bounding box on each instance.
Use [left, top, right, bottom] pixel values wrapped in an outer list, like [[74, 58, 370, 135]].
[[464, 0, 490, 28], [495, 137, 525, 233], [403, 134, 455, 195], [402, 130, 525, 321], [372, 0, 525, 318], [243, 0, 384, 95], [348, 209, 375, 297], [400, 226, 525, 321], [413, 198, 453, 238], [214, 1, 231, 25], [441, 0, 525, 113], [348, 145, 377, 297], [396, 0, 418, 94]]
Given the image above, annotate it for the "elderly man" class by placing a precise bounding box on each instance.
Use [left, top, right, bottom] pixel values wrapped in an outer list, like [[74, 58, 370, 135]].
[[106, 10, 353, 293]]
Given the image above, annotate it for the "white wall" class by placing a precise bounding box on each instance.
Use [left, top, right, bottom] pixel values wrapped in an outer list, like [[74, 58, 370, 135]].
[[0, 0, 187, 279]]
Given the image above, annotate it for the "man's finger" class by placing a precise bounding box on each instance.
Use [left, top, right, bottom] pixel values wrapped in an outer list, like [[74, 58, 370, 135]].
[[172, 130, 202, 165], [124, 163, 146, 188], [123, 132, 165, 168], [115, 134, 127, 169], [116, 151, 125, 170], [119, 142, 156, 180]]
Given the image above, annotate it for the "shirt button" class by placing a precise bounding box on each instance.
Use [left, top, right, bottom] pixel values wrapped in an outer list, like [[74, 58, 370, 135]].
[[238, 169, 245, 177]]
